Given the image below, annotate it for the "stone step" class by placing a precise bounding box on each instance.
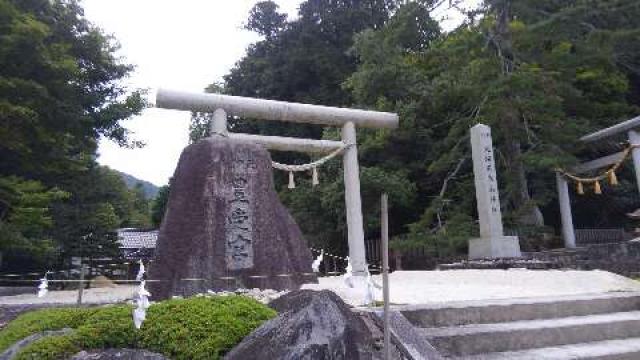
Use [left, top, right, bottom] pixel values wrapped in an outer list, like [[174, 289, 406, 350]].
[[455, 337, 640, 360], [422, 311, 640, 356], [401, 292, 640, 327]]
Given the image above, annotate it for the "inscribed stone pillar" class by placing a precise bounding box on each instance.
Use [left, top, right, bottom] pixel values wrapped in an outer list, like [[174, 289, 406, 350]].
[[468, 124, 522, 259], [148, 136, 317, 300]]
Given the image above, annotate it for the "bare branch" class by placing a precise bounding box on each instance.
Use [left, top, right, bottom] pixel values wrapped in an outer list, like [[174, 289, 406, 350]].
[[439, 156, 467, 198]]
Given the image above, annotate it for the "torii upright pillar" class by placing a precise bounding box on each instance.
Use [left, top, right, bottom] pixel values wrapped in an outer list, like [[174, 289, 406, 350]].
[[342, 121, 367, 275], [556, 173, 576, 248], [628, 130, 640, 194]]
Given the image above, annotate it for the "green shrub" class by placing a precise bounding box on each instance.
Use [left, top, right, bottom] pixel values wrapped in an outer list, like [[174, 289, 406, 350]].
[[4, 296, 276, 360], [0, 308, 95, 352], [139, 296, 277, 360], [13, 334, 80, 360], [74, 305, 137, 349]]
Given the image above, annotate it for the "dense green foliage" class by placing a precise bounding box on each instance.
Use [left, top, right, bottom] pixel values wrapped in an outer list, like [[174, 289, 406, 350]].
[[13, 305, 136, 360], [0, 307, 95, 352], [0, 0, 149, 271], [73, 305, 139, 350], [347, 0, 640, 253], [139, 296, 277, 360], [151, 184, 170, 228], [3, 296, 276, 360], [193, 0, 640, 258], [15, 334, 80, 360]]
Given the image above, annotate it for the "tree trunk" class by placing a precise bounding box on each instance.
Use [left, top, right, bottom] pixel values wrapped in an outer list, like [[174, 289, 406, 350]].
[[505, 138, 545, 226], [492, 0, 545, 227]]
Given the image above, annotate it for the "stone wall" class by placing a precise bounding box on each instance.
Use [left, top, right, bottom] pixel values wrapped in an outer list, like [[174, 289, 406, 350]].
[[526, 241, 640, 277]]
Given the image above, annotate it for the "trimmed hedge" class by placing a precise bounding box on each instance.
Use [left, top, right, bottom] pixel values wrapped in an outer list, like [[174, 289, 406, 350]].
[[2, 295, 277, 360]]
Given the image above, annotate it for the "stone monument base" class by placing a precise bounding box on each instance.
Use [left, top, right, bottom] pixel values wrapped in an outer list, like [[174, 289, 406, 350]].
[[469, 236, 522, 259]]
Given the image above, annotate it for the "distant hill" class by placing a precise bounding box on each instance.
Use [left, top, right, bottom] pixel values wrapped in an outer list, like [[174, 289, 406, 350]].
[[116, 171, 160, 199]]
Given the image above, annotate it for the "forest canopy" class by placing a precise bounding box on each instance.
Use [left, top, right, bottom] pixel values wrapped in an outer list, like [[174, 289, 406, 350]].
[[0, 0, 149, 271], [193, 0, 640, 257]]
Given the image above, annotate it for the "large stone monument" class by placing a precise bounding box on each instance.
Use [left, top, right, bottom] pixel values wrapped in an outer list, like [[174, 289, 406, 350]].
[[468, 124, 522, 259], [148, 136, 317, 299]]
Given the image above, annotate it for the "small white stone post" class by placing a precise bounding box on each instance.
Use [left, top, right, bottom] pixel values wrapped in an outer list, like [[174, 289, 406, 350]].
[[556, 172, 576, 248], [628, 130, 640, 194], [381, 193, 390, 360], [342, 121, 367, 275], [211, 108, 228, 136], [468, 124, 521, 259]]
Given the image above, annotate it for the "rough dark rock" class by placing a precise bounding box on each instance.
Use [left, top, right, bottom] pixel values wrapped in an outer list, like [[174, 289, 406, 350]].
[[149, 136, 316, 299], [225, 290, 382, 360], [0, 328, 72, 360], [70, 349, 168, 360]]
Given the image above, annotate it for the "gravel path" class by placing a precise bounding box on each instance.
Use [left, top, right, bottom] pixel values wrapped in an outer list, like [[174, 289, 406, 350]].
[[0, 285, 137, 306], [2, 270, 639, 309], [302, 269, 640, 306]]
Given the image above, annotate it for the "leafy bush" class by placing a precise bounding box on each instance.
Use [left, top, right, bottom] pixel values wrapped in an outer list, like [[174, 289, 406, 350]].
[[0, 307, 95, 352], [139, 296, 277, 360], [3, 296, 276, 360], [13, 334, 79, 360], [74, 305, 138, 349]]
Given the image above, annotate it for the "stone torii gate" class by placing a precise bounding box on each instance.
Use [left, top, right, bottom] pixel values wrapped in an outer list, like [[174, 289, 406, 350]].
[[556, 115, 640, 248], [155, 89, 399, 276]]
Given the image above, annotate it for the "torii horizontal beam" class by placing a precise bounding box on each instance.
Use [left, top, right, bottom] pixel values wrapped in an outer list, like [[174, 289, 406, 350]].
[[580, 115, 640, 142], [228, 133, 344, 154], [571, 151, 626, 174], [156, 89, 399, 129]]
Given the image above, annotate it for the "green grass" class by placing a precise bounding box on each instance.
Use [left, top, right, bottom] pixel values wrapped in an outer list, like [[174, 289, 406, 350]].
[[1, 296, 277, 360]]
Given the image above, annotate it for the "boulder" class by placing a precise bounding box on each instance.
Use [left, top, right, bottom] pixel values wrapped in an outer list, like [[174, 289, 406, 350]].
[[70, 349, 167, 360], [149, 136, 316, 299], [225, 290, 383, 360]]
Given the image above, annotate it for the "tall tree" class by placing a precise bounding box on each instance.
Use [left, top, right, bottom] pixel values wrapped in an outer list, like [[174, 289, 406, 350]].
[[0, 0, 146, 269], [244, 1, 287, 38], [194, 0, 398, 142], [52, 166, 140, 264], [0, 177, 68, 271], [0, 0, 145, 181], [348, 0, 640, 254], [190, 0, 404, 255], [151, 184, 171, 228]]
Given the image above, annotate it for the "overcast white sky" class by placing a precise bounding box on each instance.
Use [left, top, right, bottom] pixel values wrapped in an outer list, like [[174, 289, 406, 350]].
[[86, 0, 475, 186]]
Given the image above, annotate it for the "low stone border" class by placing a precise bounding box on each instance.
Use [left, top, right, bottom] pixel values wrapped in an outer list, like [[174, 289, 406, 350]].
[[0, 328, 73, 360]]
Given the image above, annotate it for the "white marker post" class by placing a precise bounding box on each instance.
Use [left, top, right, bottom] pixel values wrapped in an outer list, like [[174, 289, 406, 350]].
[[381, 193, 390, 360], [468, 124, 521, 259]]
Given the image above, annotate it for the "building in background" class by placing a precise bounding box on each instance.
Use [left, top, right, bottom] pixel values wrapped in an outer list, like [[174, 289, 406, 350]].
[[117, 228, 157, 261]]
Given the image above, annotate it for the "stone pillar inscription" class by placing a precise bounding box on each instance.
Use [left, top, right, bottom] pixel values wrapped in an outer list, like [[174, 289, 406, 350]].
[[472, 126, 504, 238], [226, 149, 256, 269], [468, 124, 521, 259]]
